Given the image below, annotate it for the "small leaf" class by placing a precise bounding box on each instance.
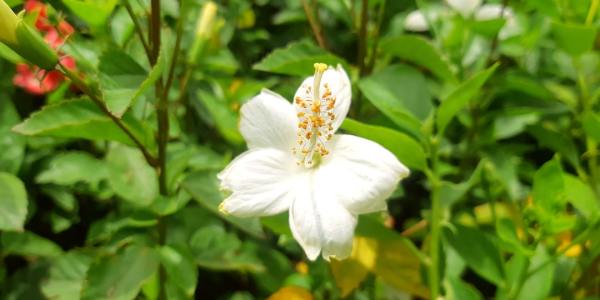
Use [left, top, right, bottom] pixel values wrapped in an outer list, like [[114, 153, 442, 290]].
[[380, 35, 456, 82], [532, 158, 565, 212], [552, 22, 597, 56], [12, 99, 155, 150], [36, 151, 109, 186], [106, 145, 158, 207], [1, 231, 63, 257], [443, 224, 505, 286], [99, 49, 165, 117], [253, 40, 346, 76], [436, 63, 499, 134], [81, 245, 159, 300], [341, 118, 427, 171], [0, 172, 27, 231], [445, 276, 484, 300], [582, 112, 600, 141], [159, 245, 198, 297], [0, 98, 25, 174], [41, 251, 93, 300], [563, 174, 599, 220], [62, 0, 118, 32]]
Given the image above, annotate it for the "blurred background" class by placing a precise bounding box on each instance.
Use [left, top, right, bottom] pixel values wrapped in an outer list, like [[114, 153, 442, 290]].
[[0, 0, 599, 299]]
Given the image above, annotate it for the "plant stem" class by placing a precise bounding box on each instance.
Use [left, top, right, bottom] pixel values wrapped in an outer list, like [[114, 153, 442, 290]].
[[365, 0, 385, 74], [149, 1, 168, 299], [124, 0, 152, 62], [58, 63, 158, 167], [586, 0, 599, 25], [428, 137, 442, 300], [301, 0, 328, 49], [485, 0, 509, 66], [357, 0, 368, 76]]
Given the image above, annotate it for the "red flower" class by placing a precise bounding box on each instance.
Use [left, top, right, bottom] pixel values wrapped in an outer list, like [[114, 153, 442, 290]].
[[14, 0, 77, 95]]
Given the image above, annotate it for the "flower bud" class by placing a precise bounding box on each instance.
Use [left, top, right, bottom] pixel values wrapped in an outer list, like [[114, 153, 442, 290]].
[[187, 1, 217, 65], [0, 0, 58, 70], [0, 0, 19, 45]]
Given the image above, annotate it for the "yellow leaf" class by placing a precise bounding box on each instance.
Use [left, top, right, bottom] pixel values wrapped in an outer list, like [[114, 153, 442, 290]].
[[268, 286, 313, 300]]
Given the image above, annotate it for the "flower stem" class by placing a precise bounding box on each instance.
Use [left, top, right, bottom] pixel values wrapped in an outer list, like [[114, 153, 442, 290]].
[[124, 0, 152, 63], [428, 137, 442, 300], [357, 0, 368, 76]]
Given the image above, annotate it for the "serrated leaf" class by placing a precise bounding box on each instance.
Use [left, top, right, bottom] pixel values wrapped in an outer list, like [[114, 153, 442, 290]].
[[81, 245, 159, 300], [0, 172, 27, 231], [253, 40, 346, 76], [380, 35, 456, 82], [1, 231, 63, 257], [99, 49, 164, 117], [12, 99, 155, 150], [341, 118, 427, 171], [0, 98, 25, 174], [437, 63, 498, 134]]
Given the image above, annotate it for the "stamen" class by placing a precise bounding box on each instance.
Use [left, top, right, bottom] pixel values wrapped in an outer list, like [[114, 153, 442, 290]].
[[292, 63, 337, 168]]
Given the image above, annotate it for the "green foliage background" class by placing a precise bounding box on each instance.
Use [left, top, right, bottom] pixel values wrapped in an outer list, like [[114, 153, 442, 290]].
[[0, 0, 599, 299]]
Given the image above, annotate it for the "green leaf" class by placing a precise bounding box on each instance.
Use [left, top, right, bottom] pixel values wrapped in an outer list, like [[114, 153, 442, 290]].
[[81, 245, 159, 300], [36, 151, 109, 186], [445, 276, 483, 300], [563, 174, 599, 220], [189, 225, 264, 272], [358, 64, 429, 139], [159, 245, 198, 297], [582, 112, 600, 141], [341, 118, 427, 171], [62, 0, 118, 32], [0, 172, 27, 231], [527, 125, 580, 169], [443, 224, 505, 286], [380, 35, 456, 82], [12, 99, 155, 150], [182, 171, 265, 239], [197, 90, 244, 146], [253, 40, 346, 76], [496, 218, 533, 256], [99, 49, 165, 117], [552, 22, 597, 56], [514, 246, 554, 300], [0, 98, 25, 174], [1, 231, 63, 257], [41, 251, 94, 300], [532, 158, 565, 212], [106, 145, 158, 207], [436, 63, 499, 134]]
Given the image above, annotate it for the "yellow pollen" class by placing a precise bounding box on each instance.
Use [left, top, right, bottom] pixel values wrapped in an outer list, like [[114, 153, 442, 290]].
[[292, 62, 335, 168]]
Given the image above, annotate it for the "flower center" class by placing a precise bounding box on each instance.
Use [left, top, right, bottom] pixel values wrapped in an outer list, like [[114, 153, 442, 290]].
[[293, 63, 336, 168]]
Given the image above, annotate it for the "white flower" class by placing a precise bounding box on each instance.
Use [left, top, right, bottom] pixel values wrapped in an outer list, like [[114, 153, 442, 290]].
[[446, 0, 481, 17], [218, 64, 409, 261], [404, 10, 430, 32], [474, 3, 513, 21]]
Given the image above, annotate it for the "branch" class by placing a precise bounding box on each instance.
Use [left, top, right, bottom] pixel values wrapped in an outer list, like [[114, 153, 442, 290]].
[[301, 0, 328, 49], [124, 0, 152, 63]]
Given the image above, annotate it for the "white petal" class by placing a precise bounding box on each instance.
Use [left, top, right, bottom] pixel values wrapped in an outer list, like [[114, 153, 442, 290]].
[[475, 4, 513, 21], [446, 0, 481, 16], [293, 65, 351, 132], [239, 89, 297, 151], [218, 148, 299, 217], [316, 135, 409, 215], [404, 10, 429, 32], [289, 173, 357, 261]]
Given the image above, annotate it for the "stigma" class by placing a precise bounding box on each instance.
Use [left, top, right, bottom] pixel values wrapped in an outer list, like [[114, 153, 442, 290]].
[[292, 63, 336, 168]]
